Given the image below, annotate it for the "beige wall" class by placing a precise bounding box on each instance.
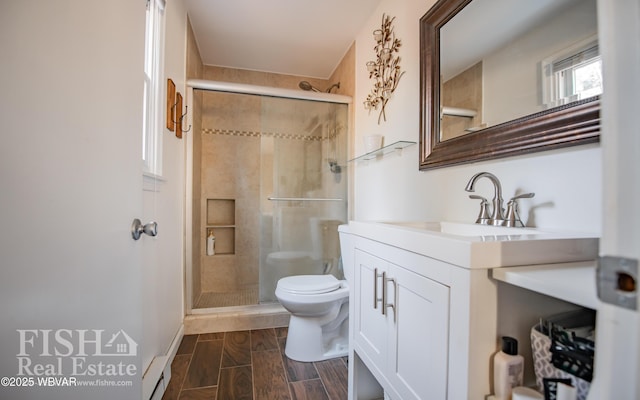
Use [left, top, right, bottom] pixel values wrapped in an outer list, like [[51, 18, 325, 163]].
[[441, 61, 483, 140], [203, 66, 329, 90], [330, 42, 356, 97]]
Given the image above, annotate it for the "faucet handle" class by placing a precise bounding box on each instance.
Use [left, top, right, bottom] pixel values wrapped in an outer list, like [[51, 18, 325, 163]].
[[469, 195, 491, 225], [510, 192, 535, 201], [504, 193, 535, 227]]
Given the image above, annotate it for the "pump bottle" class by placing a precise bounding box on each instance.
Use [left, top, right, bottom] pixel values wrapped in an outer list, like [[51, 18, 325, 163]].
[[207, 231, 215, 256]]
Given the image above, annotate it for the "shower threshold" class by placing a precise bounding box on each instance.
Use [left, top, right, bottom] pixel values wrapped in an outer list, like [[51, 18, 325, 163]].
[[185, 302, 289, 334]]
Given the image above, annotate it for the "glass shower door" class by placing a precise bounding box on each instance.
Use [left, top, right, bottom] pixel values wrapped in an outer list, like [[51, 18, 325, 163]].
[[258, 97, 348, 303]]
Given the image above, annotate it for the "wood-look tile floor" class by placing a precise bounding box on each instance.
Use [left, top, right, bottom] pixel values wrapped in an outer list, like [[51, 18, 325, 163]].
[[162, 328, 348, 400]]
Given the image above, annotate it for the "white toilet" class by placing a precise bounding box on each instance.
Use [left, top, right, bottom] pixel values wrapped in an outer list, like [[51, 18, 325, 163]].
[[275, 273, 349, 362], [274, 220, 350, 362]]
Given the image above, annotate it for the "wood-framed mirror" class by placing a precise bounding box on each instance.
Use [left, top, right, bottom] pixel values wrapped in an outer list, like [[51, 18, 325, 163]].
[[419, 0, 600, 170]]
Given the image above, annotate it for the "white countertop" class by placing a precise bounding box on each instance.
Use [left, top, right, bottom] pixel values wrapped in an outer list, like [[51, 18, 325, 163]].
[[341, 221, 599, 269]]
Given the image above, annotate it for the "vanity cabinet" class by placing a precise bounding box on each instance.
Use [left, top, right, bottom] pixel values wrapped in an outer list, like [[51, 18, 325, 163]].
[[354, 249, 450, 400], [345, 234, 499, 400], [339, 221, 598, 399]]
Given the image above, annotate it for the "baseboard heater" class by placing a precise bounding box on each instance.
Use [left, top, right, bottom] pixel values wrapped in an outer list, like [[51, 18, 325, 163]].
[[143, 325, 184, 400]]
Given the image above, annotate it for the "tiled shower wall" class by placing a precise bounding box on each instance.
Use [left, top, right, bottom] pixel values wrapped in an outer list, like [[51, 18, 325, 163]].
[[200, 91, 262, 293]]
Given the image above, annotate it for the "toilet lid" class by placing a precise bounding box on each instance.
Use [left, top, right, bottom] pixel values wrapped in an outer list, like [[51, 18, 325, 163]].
[[278, 275, 341, 295]]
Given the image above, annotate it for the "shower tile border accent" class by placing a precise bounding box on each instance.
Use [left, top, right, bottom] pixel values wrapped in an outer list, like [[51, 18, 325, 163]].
[[202, 128, 325, 141]]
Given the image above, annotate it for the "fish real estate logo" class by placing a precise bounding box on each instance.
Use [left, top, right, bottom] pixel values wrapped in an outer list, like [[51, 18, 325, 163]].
[[15, 329, 138, 378]]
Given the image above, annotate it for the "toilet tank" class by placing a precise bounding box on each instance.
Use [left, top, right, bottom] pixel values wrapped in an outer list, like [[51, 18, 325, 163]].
[[311, 218, 344, 279], [310, 218, 343, 260], [337, 224, 353, 283]]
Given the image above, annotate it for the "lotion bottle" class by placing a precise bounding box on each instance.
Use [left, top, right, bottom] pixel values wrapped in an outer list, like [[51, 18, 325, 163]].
[[494, 336, 524, 400]]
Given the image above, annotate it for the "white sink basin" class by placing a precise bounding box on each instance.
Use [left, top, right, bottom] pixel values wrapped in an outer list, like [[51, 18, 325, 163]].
[[343, 221, 598, 269], [382, 221, 548, 238]]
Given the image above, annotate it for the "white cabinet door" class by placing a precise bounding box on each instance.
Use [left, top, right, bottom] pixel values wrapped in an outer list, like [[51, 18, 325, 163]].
[[354, 250, 389, 375], [388, 263, 450, 400]]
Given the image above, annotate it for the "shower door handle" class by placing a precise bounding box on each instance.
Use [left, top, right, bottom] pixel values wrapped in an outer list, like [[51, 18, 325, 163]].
[[131, 219, 158, 240], [267, 197, 343, 202]]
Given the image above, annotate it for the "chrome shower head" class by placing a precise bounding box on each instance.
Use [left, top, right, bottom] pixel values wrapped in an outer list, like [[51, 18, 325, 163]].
[[298, 81, 321, 92]]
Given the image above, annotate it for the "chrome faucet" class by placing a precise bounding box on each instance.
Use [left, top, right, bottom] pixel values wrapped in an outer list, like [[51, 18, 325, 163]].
[[465, 172, 505, 225]]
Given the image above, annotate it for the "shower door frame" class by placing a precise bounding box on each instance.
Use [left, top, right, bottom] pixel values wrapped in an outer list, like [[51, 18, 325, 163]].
[[183, 80, 351, 314]]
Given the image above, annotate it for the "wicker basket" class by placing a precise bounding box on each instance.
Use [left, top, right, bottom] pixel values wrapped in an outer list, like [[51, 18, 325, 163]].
[[531, 325, 591, 400]]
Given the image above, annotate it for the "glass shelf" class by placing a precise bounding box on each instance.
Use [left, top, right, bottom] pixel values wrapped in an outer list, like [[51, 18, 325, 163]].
[[349, 140, 416, 162]]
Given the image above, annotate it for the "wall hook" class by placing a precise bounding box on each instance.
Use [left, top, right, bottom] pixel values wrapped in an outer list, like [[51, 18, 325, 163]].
[[179, 105, 191, 133], [171, 92, 191, 137]]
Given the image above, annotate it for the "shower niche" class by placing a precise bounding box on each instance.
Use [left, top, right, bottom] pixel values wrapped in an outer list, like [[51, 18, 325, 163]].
[[206, 199, 236, 255]]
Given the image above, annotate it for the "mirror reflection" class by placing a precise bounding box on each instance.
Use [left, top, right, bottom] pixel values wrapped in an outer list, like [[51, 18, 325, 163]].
[[439, 0, 599, 141]]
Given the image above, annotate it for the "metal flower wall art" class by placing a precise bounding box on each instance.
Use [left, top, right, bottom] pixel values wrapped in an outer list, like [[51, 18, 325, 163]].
[[364, 14, 405, 124]]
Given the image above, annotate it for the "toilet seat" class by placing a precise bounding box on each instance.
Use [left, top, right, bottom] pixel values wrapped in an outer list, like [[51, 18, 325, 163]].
[[277, 275, 341, 295]]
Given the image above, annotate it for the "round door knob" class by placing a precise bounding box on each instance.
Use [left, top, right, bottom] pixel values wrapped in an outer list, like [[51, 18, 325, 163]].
[[131, 219, 158, 240]]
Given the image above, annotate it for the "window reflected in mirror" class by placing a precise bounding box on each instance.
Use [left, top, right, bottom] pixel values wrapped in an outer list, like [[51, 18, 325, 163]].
[[542, 37, 602, 109]]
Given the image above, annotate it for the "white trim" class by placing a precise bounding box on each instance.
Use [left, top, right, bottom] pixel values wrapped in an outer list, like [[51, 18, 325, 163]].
[[187, 79, 352, 104], [590, 1, 640, 399], [143, 171, 166, 192]]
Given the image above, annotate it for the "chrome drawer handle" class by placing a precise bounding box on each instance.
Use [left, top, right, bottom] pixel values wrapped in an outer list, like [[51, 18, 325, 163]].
[[385, 276, 397, 322], [373, 268, 384, 310]]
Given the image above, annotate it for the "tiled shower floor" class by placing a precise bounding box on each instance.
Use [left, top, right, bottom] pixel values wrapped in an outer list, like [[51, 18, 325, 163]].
[[195, 288, 259, 308]]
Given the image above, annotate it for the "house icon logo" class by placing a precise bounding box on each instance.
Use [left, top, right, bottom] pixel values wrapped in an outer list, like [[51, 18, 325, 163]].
[[103, 329, 138, 356]]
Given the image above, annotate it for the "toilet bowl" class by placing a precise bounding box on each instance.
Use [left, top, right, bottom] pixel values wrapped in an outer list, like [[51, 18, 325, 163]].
[[275, 274, 349, 362], [263, 218, 342, 303], [261, 251, 322, 303]]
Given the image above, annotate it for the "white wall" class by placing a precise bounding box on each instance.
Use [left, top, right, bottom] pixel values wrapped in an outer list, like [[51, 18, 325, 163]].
[[353, 0, 602, 235], [141, 0, 187, 376]]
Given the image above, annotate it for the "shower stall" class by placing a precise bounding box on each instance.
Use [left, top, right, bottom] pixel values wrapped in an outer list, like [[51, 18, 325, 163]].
[[186, 80, 349, 312]]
